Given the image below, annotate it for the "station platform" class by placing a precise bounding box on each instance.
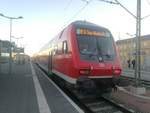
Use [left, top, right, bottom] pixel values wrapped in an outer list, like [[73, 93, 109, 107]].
[[0, 61, 83, 113], [111, 86, 150, 113]]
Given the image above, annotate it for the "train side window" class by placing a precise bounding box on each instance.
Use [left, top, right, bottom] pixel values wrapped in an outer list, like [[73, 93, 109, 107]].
[[63, 41, 68, 54], [57, 42, 63, 54], [54, 45, 58, 55]]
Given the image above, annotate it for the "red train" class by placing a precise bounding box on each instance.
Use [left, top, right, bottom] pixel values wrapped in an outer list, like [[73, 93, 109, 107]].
[[34, 21, 122, 91]]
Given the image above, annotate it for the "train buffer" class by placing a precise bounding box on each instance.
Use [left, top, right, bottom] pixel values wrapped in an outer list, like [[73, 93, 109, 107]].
[[0, 61, 84, 113]]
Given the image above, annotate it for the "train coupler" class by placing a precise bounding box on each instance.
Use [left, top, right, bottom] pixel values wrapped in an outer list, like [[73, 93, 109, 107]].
[[76, 76, 96, 93]]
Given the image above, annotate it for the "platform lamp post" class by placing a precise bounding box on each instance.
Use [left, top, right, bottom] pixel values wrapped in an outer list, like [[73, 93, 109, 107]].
[[135, 0, 141, 86], [12, 36, 24, 64], [113, 0, 142, 87], [0, 13, 23, 75]]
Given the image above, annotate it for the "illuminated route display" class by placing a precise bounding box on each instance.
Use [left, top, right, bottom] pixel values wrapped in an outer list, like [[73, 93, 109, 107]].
[[76, 28, 107, 37]]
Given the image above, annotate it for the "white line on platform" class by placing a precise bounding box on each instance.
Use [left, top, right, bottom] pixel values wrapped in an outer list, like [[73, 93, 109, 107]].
[[30, 61, 51, 113], [37, 63, 85, 113]]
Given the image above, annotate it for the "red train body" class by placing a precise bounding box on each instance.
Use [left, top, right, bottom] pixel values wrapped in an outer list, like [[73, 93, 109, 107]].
[[35, 21, 122, 90]]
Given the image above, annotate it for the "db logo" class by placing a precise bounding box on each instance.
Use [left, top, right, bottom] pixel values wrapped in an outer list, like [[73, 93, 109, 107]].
[[99, 63, 105, 68]]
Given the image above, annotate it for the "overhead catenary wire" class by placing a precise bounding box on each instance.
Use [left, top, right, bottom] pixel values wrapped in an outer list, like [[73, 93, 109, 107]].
[[114, 0, 136, 18], [146, 0, 150, 6], [97, 0, 118, 4], [64, 0, 73, 11], [62, 0, 92, 29], [62, 0, 73, 25], [96, 0, 136, 18], [81, 0, 90, 4], [62, 0, 117, 29], [140, 0, 150, 20]]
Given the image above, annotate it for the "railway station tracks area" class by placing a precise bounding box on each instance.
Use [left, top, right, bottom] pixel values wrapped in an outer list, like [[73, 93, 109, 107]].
[[36, 63, 150, 113]]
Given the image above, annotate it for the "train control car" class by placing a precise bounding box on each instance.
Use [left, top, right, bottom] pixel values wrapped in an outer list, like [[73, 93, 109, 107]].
[[35, 21, 122, 91]]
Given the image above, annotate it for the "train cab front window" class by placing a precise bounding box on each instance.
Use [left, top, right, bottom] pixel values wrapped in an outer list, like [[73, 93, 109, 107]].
[[79, 37, 97, 55], [77, 36, 99, 62], [76, 29, 116, 62]]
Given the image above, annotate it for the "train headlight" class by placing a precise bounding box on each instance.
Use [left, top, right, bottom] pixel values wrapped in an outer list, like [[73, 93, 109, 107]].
[[112, 66, 121, 75], [79, 69, 90, 75], [113, 69, 121, 75]]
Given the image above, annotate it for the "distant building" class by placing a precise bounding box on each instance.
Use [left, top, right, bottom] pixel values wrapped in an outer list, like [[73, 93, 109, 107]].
[[0, 40, 24, 63], [13, 54, 30, 64], [116, 34, 150, 70], [0, 40, 12, 63]]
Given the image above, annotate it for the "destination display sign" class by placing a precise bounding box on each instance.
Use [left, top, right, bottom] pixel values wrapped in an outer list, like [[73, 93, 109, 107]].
[[76, 28, 106, 37]]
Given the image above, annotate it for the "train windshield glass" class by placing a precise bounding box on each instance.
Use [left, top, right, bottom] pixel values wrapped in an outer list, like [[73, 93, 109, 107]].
[[77, 31, 116, 62]]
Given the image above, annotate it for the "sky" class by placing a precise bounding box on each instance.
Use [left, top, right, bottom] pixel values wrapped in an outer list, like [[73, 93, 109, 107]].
[[0, 0, 150, 56]]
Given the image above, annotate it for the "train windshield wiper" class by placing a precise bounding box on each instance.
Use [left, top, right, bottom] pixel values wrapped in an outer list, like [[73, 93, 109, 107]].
[[81, 51, 103, 62], [102, 54, 112, 58], [88, 53, 103, 62]]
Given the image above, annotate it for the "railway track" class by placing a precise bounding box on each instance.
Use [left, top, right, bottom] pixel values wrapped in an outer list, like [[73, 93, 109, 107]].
[[70, 90, 134, 113], [36, 63, 134, 113]]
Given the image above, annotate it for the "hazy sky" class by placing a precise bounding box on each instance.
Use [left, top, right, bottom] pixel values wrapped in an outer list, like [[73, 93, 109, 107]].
[[0, 0, 150, 55]]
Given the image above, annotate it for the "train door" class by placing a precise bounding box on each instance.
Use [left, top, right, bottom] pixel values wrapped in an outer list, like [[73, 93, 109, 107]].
[[62, 41, 69, 74]]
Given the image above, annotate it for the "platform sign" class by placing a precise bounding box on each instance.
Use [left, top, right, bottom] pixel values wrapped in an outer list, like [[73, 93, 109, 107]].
[[13, 47, 24, 53]]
